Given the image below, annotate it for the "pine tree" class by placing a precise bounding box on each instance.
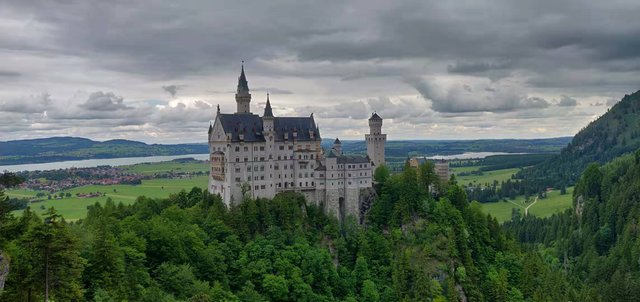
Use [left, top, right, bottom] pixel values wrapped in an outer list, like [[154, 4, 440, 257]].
[[20, 208, 85, 301]]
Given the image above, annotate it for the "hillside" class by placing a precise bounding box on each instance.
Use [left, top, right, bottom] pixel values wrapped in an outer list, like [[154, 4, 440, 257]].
[[505, 151, 640, 299], [518, 90, 640, 189], [0, 137, 208, 165]]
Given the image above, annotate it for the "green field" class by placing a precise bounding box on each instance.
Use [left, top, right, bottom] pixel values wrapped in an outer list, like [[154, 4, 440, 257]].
[[479, 187, 574, 222], [123, 160, 208, 175], [453, 167, 519, 186], [8, 175, 208, 221]]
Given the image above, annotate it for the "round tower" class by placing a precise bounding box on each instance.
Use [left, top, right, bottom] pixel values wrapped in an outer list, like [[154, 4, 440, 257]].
[[365, 112, 386, 168]]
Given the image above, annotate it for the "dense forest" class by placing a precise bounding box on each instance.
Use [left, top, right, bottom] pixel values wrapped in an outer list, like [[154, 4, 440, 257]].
[[1, 164, 578, 302], [517, 90, 640, 193], [505, 150, 640, 300]]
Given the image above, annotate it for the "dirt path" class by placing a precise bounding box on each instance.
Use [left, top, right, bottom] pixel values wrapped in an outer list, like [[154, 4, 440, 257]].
[[525, 196, 539, 216]]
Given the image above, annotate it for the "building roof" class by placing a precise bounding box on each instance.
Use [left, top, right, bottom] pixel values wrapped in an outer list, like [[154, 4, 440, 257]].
[[237, 64, 249, 94], [218, 113, 265, 142], [337, 155, 370, 164], [217, 113, 320, 142], [263, 94, 274, 117], [273, 116, 319, 142], [369, 112, 382, 121], [334, 137, 341, 144]]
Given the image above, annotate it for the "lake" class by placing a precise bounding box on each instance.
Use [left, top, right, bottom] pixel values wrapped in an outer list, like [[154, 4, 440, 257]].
[[0, 154, 210, 172], [0, 151, 516, 173], [424, 152, 525, 160]]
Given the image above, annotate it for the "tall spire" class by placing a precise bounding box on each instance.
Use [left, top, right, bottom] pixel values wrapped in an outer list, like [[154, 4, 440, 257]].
[[263, 93, 274, 117], [235, 61, 252, 114], [237, 61, 249, 94]]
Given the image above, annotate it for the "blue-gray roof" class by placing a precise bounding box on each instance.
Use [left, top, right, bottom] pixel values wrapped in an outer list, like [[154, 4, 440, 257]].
[[217, 114, 320, 142], [237, 65, 249, 94], [337, 155, 370, 164]]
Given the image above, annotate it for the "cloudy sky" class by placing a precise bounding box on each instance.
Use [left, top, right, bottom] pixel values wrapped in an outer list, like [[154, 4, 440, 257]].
[[1, 0, 639, 143]]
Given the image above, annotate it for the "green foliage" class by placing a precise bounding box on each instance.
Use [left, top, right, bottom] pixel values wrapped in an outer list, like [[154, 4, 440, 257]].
[[0, 174, 578, 301], [518, 90, 640, 192], [505, 152, 640, 300]]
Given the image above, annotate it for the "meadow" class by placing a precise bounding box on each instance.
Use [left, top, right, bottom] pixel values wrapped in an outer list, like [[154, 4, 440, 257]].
[[478, 187, 574, 222], [451, 165, 574, 222], [453, 167, 520, 186], [7, 160, 209, 220]]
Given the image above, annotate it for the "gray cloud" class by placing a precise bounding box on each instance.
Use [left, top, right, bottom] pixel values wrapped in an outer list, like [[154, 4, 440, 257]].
[[557, 95, 578, 107], [79, 92, 132, 111], [0, 0, 638, 142], [607, 98, 620, 106], [410, 77, 550, 113], [0, 93, 51, 113], [0, 70, 21, 78], [162, 85, 186, 97], [252, 87, 293, 95]]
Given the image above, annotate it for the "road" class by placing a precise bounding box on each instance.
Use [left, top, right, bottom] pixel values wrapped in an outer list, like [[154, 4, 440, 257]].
[[525, 196, 539, 216]]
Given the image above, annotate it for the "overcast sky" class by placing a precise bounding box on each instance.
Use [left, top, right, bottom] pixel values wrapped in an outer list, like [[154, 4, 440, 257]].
[[1, 0, 639, 143]]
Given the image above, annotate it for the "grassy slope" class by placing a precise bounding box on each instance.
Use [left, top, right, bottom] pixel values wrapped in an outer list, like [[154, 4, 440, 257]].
[[8, 160, 210, 220], [479, 187, 574, 223], [452, 165, 574, 222], [8, 176, 209, 220], [454, 167, 519, 186], [123, 161, 208, 175]]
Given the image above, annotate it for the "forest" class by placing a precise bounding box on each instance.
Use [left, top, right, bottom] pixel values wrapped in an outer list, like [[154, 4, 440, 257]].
[[1, 163, 578, 302], [504, 150, 640, 300]]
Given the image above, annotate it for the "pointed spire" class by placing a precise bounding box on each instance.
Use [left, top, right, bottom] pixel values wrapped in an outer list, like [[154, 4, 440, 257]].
[[263, 93, 274, 117], [237, 61, 249, 94], [216, 104, 220, 114], [208, 122, 213, 134]]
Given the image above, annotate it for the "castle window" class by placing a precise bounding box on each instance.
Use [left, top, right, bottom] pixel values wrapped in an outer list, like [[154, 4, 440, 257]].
[[288, 145, 293, 150], [244, 158, 248, 162], [247, 166, 251, 171], [260, 146, 264, 151], [279, 146, 284, 150], [260, 157, 264, 161], [312, 181, 314, 186], [235, 167, 241, 173], [261, 185, 265, 189], [235, 146, 240, 152], [244, 146, 249, 151], [247, 176, 250, 181], [235, 177, 240, 182], [236, 158, 239, 162]]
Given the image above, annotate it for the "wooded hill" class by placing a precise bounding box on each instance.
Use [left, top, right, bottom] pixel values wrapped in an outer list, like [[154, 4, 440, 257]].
[[518, 90, 640, 190], [505, 150, 640, 299], [0, 137, 208, 165]]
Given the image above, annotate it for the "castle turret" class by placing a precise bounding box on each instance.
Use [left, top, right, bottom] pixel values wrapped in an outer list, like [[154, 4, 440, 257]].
[[365, 112, 386, 168], [333, 137, 342, 155], [263, 93, 274, 132], [235, 63, 251, 113]]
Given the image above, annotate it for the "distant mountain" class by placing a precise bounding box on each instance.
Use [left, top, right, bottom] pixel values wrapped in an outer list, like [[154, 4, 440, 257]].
[[0, 137, 208, 165], [519, 90, 640, 188]]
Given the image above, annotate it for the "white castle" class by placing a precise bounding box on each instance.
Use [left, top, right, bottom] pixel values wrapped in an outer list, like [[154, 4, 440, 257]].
[[207, 65, 387, 222]]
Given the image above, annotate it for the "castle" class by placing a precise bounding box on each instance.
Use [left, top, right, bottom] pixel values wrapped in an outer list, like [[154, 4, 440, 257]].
[[207, 65, 386, 222]]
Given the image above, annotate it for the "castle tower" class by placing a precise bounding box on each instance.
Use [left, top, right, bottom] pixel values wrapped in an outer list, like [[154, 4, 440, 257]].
[[365, 112, 386, 168], [263, 93, 276, 197], [235, 63, 251, 113], [263, 93, 274, 132], [333, 137, 342, 155]]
